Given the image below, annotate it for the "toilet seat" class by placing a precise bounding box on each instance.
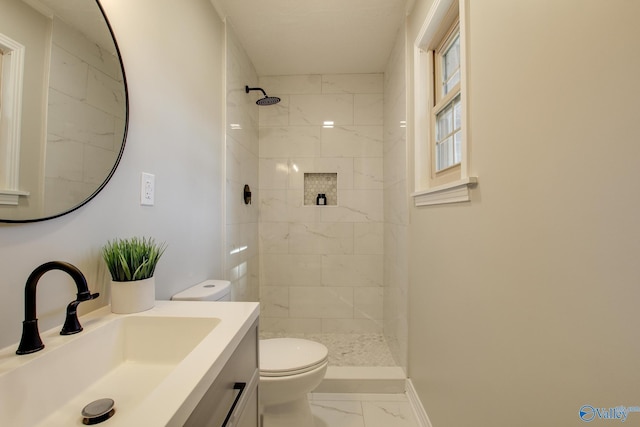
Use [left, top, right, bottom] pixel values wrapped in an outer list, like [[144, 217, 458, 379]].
[[260, 338, 329, 377]]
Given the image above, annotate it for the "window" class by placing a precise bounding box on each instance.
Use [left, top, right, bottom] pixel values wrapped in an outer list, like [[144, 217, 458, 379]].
[[0, 34, 28, 205], [412, 0, 476, 206], [434, 26, 461, 173]]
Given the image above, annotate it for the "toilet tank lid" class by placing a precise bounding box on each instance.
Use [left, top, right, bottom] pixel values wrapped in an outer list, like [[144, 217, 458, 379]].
[[171, 280, 230, 301]]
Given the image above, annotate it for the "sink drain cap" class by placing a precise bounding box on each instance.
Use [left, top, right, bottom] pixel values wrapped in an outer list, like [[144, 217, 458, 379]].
[[82, 398, 115, 425]]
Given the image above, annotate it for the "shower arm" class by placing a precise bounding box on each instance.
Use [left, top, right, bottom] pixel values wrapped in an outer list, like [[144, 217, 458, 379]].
[[245, 86, 267, 97]]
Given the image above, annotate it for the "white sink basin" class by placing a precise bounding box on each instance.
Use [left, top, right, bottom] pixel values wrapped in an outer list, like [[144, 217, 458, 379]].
[[0, 301, 259, 426]]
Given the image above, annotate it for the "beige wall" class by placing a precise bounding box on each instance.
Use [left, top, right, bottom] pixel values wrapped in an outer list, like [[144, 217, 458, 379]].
[[407, 0, 640, 426], [0, 0, 225, 349]]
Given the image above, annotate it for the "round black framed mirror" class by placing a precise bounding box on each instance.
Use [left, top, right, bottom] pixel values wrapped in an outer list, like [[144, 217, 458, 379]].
[[0, 0, 128, 223]]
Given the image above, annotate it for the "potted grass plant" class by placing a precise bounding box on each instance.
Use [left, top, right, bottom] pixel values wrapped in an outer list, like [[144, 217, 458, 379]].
[[102, 236, 167, 314]]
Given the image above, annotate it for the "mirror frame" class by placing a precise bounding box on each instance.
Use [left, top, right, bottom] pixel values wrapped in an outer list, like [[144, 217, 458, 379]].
[[0, 0, 129, 224]]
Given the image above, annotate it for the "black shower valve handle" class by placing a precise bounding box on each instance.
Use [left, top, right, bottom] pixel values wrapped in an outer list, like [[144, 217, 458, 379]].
[[244, 184, 252, 205]]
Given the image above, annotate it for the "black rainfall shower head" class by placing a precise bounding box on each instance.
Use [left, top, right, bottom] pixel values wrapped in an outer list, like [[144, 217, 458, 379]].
[[245, 85, 281, 106], [256, 96, 281, 106]]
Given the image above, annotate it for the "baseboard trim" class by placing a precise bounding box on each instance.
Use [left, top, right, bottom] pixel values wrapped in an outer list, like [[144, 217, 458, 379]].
[[406, 379, 433, 427]]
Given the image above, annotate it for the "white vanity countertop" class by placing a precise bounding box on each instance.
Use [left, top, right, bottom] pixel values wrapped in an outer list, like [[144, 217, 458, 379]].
[[0, 300, 259, 427], [126, 301, 259, 426]]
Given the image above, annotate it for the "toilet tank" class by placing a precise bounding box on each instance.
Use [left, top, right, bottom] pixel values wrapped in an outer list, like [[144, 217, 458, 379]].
[[171, 280, 231, 301]]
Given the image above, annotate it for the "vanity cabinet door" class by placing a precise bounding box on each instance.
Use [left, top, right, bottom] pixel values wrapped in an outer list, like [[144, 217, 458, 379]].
[[184, 320, 258, 427], [234, 379, 258, 427]]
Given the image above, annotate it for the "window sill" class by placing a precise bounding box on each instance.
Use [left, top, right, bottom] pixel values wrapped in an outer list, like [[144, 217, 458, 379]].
[[411, 177, 477, 207], [0, 189, 29, 206]]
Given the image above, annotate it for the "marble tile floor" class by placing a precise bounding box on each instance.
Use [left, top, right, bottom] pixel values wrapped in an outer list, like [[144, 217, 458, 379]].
[[259, 333, 397, 367], [310, 393, 420, 427]]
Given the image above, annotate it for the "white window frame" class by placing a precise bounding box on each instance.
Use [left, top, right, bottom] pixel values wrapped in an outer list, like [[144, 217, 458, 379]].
[[412, 0, 476, 207], [0, 33, 29, 205], [433, 25, 461, 173]]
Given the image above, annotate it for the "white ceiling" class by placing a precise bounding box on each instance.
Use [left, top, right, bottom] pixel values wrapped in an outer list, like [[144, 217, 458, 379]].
[[212, 0, 410, 76]]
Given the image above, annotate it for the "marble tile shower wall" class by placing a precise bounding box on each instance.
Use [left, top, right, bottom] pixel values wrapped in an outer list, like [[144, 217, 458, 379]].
[[258, 74, 384, 334], [225, 26, 260, 302], [383, 26, 409, 371], [45, 18, 125, 216]]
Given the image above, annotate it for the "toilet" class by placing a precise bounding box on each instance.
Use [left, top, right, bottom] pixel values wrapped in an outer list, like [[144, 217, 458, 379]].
[[259, 338, 328, 427], [170, 279, 231, 301], [171, 280, 328, 427]]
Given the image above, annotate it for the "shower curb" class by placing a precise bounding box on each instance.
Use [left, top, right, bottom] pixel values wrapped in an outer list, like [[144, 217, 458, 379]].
[[313, 366, 406, 394]]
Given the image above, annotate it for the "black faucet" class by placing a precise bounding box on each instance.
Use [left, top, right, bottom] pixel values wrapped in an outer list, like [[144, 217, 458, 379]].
[[16, 261, 99, 355]]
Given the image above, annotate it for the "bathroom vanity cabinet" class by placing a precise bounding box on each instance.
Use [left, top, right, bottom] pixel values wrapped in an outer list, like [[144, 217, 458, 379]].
[[184, 319, 259, 427]]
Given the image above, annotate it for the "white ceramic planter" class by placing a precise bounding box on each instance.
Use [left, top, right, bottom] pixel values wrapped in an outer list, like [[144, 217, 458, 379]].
[[110, 277, 155, 314]]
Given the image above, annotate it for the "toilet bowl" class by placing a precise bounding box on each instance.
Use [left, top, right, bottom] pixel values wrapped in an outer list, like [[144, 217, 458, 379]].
[[260, 338, 328, 427]]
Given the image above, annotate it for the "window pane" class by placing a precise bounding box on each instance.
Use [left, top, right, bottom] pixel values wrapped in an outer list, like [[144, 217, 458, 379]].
[[436, 136, 453, 171], [442, 34, 460, 95], [444, 36, 460, 79], [436, 105, 452, 141], [453, 95, 462, 129], [454, 131, 462, 164], [435, 94, 462, 172], [444, 70, 459, 94]]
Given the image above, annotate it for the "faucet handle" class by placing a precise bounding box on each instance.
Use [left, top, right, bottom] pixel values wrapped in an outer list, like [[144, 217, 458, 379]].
[[60, 293, 99, 335]]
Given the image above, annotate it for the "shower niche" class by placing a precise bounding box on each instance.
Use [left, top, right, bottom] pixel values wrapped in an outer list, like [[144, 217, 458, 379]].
[[304, 173, 337, 206]]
